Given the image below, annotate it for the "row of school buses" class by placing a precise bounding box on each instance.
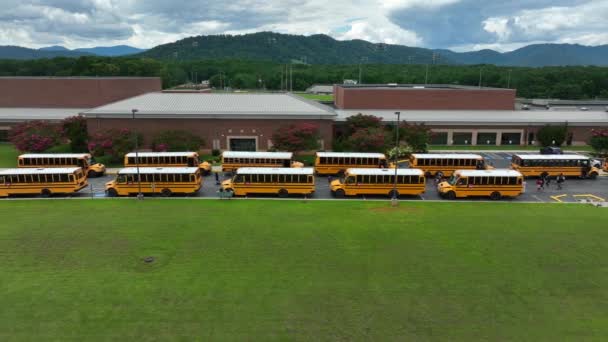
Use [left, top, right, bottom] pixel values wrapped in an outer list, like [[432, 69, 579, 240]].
[[0, 151, 605, 199]]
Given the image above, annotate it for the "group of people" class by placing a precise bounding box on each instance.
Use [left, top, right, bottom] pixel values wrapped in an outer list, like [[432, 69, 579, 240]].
[[536, 173, 566, 191]]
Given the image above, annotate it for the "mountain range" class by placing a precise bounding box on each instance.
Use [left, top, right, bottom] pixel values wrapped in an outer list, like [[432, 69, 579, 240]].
[[2, 32, 608, 67], [0, 45, 146, 59]]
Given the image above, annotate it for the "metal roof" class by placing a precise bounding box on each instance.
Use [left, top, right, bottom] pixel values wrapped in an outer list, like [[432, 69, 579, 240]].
[[236, 167, 314, 175], [223, 151, 293, 159], [0, 167, 81, 175], [82, 93, 336, 119], [0, 108, 87, 122], [335, 83, 512, 91], [412, 153, 483, 159], [118, 167, 199, 174], [456, 169, 523, 177], [20, 153, 91, 158], [125, 152, 197, 157], [346, 168, 424, 176], [335, 110, 608, 126], [514, 154, 590, 160], [316, 152, 386, 158]]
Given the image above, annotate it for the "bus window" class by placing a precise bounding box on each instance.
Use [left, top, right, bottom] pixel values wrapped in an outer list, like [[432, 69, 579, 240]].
[[456, 177, 467, 186], [346, 176, 356, 185]]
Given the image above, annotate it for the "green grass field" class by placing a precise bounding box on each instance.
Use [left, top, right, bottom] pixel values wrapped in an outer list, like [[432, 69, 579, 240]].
[[294, 92, 334, 101], [0, 143, 19, 168], [1, 200, 607, 340]]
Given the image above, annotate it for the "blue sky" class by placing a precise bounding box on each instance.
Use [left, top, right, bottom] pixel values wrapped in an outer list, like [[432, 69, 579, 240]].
[[0, 0, 607, 52]]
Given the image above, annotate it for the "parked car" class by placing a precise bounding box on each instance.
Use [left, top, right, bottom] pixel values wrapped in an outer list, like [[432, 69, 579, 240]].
[[540, 146, 563, 155]]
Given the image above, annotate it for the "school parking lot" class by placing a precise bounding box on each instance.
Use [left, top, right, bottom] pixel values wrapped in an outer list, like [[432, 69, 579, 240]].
[[75, 151, 608, 203]]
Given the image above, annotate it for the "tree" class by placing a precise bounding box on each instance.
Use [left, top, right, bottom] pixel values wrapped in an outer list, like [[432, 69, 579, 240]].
[[344, 113, 382, 136], [344, 127, 391, 152], [9, 120, 62, 152], [62, 116, 88, 152], [400, 122, 431, 152], [589, 129, 608, 155], [88, 128, 142, 163], [271, 123, 320, 153], [537, 124, 568, 146], [151, 130, 204, 152]]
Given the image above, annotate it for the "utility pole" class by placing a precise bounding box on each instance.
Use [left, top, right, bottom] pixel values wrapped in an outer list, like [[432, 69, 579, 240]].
[[391, 111, 401, 207], [131, 109, 143, 200]]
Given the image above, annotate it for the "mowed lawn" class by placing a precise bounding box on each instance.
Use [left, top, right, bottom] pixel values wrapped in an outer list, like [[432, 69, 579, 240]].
[[0, 143, 19, 168], [1, 200, 608, 341]]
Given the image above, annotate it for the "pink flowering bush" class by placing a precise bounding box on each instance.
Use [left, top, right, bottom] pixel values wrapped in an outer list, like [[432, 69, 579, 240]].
[[9, 120, 62, 152], [345, 127, 391, 152], [271, 123, 320, 153], [590, 129, 608, 154], [151, 130, 203, 152], [88, 128, 142, 163]]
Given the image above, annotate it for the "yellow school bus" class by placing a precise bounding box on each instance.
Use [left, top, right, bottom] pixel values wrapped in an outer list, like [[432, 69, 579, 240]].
[[0, 167, 88, 197], [330, 168, 425, 198], [105, 167, 201, 197], [221, 167, 315, 197], [18, 153, 106, 177], [314, 152, 389, 175], [409, 153, 489, 178], [125, 152, 211, 175], [437, 169, 524, 200], [511, 154, 600, 179], [221, 151, 303, 172]]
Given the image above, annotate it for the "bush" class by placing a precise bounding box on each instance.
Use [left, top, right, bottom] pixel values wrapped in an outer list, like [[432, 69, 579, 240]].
[[88, 128, 142, 163], [62, 116, 88, 152], [212, 149, 221, 157], [400, 122, 431, 153], [537, 125, 568, 146], [271, 123, 320, 153], [9, 120, 62, 152], [343, 127, 391, 152], [45, 144, 72, 153], [590, 129, 608, 155], [344, 113, 382, 136], [151, 130, 204, 152]]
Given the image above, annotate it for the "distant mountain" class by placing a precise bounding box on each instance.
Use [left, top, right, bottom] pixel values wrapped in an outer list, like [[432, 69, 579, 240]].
[[0, 45, 146, 59], [0, 46, 92, 59], [74, 45, 147, 56], [138, 32, 608, 67]]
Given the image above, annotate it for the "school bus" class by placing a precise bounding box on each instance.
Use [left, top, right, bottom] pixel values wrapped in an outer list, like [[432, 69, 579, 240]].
[[105, 167, 202, 197], [221, 167, 315, 197], [409, 153, 489, 177], [221, 151, 303, 172], [18, 153, 106, 177], [437, 169, 524, 200], [314, 152, 390, 175], [0, 167, 88, 197], [511, 154, 600, 179], [330, 168, 425, 198], [124, 152, 211, 175]]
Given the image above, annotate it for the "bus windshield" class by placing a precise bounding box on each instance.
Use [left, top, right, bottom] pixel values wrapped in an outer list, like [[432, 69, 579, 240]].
[[447, 174, 458, 185]]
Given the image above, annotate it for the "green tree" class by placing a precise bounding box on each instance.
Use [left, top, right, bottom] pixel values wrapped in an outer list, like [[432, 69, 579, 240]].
[[537, 125, 568, 146], [344, 127, 391, 153], [151, 130, 204, 152], [62, 116, 88, 152], [400, 122, 431, 152], [589, 129, 608, 155], [271, 123, 320, 154]]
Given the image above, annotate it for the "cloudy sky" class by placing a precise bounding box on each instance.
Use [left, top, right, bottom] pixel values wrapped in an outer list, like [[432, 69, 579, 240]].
[[1, 0, 607, 52]]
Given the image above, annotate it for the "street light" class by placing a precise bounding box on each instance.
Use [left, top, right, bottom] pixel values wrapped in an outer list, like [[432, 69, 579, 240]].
[[392, 111, 401, 207], [131, 108, 143, 200]]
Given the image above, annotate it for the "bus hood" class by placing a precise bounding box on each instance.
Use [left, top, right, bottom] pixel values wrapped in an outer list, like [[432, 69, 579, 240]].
[[330, 179, 342, 190], [221, 179, 232, 190], [105, 179, 116, 189]]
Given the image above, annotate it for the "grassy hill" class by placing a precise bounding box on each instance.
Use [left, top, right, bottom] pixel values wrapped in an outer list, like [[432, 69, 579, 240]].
[[1, 200, 607, 340]]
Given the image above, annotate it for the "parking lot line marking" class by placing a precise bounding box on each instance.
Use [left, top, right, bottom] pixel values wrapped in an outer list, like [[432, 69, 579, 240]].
[[532, 195, 544, 202], [550, 194, 568, 203], [573, 194, 606, 202]]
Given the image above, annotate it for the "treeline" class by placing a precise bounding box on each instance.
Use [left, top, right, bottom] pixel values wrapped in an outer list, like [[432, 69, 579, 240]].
[[1, 56, 608, 99]]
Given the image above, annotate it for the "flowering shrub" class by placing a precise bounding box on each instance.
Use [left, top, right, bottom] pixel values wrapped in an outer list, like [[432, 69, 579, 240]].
[[590, 129, 608, 154], [151, 130, 204, 152], [62, 116, 88, 152], [400, 122, 431, 152], [271, 123, 320, 153], [9, 120, 62, 152], [344, 127, 391, 152], [88, 128, 142, 163], [345, 113, 382, 135]]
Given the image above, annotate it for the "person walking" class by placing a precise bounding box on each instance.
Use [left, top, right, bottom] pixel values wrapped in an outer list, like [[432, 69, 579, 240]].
[[214, 171, 220, 185], [536, 178, 543, 191], [557, 173, 565, 190], [544, 175, 551, 188]]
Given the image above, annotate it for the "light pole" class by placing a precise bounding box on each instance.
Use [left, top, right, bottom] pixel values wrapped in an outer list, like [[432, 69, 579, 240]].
[[392, 111, 401, 207], [132, 108, 143, 200]]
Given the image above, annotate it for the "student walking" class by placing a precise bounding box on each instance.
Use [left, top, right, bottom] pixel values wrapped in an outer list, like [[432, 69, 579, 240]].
[[556, 173, 565, 190], [536, 178, 544, 191], [544, 175, 551, 188]]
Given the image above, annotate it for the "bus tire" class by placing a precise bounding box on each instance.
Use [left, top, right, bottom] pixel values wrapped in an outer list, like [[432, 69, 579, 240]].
[[388, 190, 400, 198], [589, 172, 598, 180], [540, 172, 549, 178], [334, 189, 345, 198], [106, 188, 118, 197], [424, 171, 432, 178], [88, 170, 98, 178], [278, 189, 289, 198], [446, 191, 456, 200], [490, 191, 501, 200], [41, 189, 52, 198], [161, 188, 172, 197]]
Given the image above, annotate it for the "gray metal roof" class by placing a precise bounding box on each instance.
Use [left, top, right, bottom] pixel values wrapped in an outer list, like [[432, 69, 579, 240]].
[[82, 92, 336, 119], [0, 108, 87, 122], [335, 83, 513, 91], [335, 110, 608, 126]]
